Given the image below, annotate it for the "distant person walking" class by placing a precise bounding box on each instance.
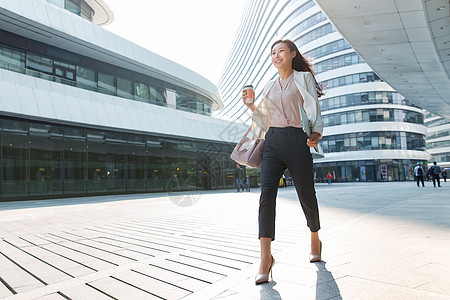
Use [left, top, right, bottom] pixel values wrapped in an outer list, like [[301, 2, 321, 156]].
[[414, 163, 425, 187], [235, 164, 243, 192], [326, 172, 333, 185], [442, 169, 447, 182], [430, 162, 441, 187], [245, 174, 251, 192]]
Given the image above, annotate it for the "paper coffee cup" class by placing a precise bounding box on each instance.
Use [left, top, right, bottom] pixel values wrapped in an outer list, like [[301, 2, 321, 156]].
[[243, 85, 255, 103]]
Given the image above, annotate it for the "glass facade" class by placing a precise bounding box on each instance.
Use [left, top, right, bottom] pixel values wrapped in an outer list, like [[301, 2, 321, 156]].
[[319, 92, 416, 111], [322, 72, 382, 89], [314, 52, 365, 74], [0, 117, 239, 200], [323, 108, 424, 127], [425, 114, 450, 166], [313, 159, 418, 182], [304, 39, 352, 60], [0, 30, 213, 116], [321, 131, 426, 153]]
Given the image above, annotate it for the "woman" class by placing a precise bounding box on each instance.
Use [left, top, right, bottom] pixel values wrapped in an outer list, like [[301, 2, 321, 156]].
[[242, 39, 324, 284]]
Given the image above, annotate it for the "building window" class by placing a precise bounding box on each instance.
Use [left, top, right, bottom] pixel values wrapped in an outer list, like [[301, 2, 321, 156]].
[[0, 45, 25, 68], [285, 12, 327, 39], [135, 82, 150, 102], [54, 60, 76, 81], [76, 66, 96, 88], [295, 23, 335, 47], [98, 72, 116, 94], [322, 72, 382, 89], [26, 53, 53, 74], [319, 92, 417, 111], [0, 117, 238, 199], [320, 132, 426, 153], [0, 35, 213, 116], [322, 109, 423, 127], [65, 0, 81, 15], [304, 39, 352, 60], [314, 52, 364, 74], [117, 77, 133, 99]]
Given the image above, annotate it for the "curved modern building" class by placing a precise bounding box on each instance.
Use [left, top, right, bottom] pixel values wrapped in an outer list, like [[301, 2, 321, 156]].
[[217, 0, 430, 182], [425, 113, 450, 168], [0, 0, 246, 200]]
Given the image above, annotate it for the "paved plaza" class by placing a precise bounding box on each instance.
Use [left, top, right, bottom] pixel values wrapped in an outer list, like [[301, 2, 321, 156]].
[[0, 181, 449, 300]]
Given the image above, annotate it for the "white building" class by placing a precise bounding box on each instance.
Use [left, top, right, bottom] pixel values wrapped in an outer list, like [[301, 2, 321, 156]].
[[217, 0, 431, 182], [425, 113, 450, 168], [315, 0, 450, 171], [0, 0, 246, 200]]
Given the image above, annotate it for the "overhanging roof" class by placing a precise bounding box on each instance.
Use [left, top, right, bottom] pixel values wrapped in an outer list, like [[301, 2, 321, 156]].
[[314, 0, 450, 119]]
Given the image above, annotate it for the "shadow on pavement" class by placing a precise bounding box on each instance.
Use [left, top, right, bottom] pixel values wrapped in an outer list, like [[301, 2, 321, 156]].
[[315, 262, 342, 300], [259, 281, 282, 299]]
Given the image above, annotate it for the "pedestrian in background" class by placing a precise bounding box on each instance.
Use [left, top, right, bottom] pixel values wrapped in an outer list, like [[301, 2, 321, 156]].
[[442, 169, 447, 182], [326, 172, 333, 185], [245, 174, 251, 192], [235, 164, 243, 192], [243, 39, 324, 285], [414, 163, 425, 187], [430, 162, 441, 188]]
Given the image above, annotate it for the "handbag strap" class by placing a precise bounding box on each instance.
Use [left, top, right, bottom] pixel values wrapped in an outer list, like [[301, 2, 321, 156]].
[[243, 126, 252, 138]]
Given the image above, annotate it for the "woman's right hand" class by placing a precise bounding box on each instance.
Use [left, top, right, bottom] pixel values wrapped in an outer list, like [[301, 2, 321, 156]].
[[242, 90, 257, 112]]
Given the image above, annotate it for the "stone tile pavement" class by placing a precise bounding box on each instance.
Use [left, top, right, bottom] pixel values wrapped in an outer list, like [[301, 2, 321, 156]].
[[0, 181, 449, 299]]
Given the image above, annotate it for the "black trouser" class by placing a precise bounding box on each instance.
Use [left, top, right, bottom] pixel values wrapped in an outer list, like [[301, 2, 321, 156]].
[[416, 175, 424, 187], [432, 175, 441, 187], [258, 127, 320, 240]]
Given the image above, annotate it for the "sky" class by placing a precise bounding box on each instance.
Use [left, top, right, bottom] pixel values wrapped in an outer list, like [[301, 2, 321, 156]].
[[104, 0, 248, 85]]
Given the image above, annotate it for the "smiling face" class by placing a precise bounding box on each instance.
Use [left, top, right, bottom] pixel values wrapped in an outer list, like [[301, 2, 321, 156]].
[[271, 42, 296, 71]]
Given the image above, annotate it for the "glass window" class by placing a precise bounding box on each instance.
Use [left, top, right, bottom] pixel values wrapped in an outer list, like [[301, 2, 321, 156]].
[[347, 112, 355, 123], [76, 66, 96, 87], [65, 0, 81, 15], [150, 86, 165, 103], [98, 72, 116, 93], [135, 82, 150, 101], [26, 52, 53, 74], [1, 120, 29, 198], [80, 0, 94, 20], [105, 133, 126, 192], [29, 124, 55, 196], [117, 77, 133, 98], [54, 60, 76, 81], [87, 131, 107, 193], [63, 127, 86, 194], [0, 45, 25, 67], [127, 135, 146, 192]]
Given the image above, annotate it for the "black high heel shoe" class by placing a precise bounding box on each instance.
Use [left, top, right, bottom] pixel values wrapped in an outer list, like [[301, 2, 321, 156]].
[[255, 255, 275, 284]]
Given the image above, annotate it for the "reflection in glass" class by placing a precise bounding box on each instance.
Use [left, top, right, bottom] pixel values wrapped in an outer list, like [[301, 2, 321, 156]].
[[1, 121, 29, 198], [26, 53, 53, 74]]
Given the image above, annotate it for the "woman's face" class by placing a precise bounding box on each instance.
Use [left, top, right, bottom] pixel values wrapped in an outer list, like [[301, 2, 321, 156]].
[[271, 42, 296, 70]]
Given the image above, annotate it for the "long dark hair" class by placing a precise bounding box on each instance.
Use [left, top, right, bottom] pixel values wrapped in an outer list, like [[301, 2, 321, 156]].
[[271, 39, 324, 98]]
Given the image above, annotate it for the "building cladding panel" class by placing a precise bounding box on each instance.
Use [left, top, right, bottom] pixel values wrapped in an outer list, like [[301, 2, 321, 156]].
[[0, 0, 248, 200], [217, 0, 431, 182]]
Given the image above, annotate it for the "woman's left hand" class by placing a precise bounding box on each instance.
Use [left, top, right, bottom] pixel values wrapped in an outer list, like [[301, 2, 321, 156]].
[[307, 132, 320, 148]]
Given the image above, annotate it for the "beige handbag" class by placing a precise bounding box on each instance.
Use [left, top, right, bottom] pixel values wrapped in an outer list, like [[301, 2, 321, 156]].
[[230, 127, 265, 168]]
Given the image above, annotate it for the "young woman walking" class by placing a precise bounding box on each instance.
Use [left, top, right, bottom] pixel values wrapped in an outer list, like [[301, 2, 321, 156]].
[[242, 39, 324, 284]]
